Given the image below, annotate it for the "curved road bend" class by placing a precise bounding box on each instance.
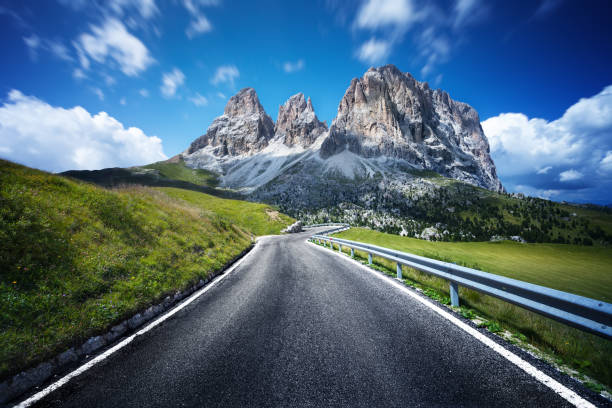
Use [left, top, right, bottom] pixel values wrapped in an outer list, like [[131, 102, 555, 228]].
[[28, 229, 593, 407]]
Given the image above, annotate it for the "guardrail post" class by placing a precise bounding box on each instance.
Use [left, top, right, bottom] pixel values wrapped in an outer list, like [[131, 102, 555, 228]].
[[396, 263, 402, 279], [339, 244, 342, 253], [368, 253, 372, 265], [350, 248, 354, 258], [450, 282, 459, 307]]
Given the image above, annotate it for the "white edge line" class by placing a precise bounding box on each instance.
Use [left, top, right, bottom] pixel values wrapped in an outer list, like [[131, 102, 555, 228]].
[[309, 240, 596, 408], [13, 240, 263, 408]]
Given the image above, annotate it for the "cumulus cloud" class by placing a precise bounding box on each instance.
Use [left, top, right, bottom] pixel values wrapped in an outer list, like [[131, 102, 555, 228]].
[[160, 68, 185, 98], [74, 18, 155, 76], [283, 59, 305, 73], [356, 38, 391, 64], [0, 90, 166, 172], [189, 92, 208, 107], [559, 169, 583, 182], [211, 65, 239, 87], [482, 84, 612, 203]]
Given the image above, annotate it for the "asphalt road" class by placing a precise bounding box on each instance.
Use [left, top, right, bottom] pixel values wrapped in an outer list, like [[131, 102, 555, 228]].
[[29, 229, 589, 407]]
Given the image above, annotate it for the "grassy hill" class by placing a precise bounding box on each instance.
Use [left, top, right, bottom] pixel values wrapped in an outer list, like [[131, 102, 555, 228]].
[[332, 227, 612, 389], [62, 157, 232, 197], [0, 159, 293, 381]]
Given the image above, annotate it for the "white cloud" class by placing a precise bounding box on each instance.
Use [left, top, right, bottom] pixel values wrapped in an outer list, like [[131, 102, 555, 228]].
[[559, 169, 583, 182], [23, 35, 73, 62], [482, 84, 612, 202], [453, 0, 485, 28], [92, 87, 105, 101], [0, 90, 166, 172], [355, 0, 420, 30], [160, 68, 185, 98], [189, 92, 208, 107], [120, 97, 127, 105], [216, 92, 226, 99], [211, 65, 239, 87], [73, 68, 87, 80], [75, 18, 155, 76], [536, 166, 552, 174], [283, 59, 305, 73], [182, 0, 217, 38], [356, 38, 391, 64], [139, 88, 149, 97], [600, 151, 612, 173], [109, 0, 159, 19]]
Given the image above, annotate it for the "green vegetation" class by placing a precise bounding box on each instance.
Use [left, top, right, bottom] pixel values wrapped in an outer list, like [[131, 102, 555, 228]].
[[331, 228, 612, 388], [336, 228, 612, 301], [141, 158, 219, 187], [294, 176, 612, 245], [62, 157, 229, 197], [159, 187, 294, 237], [0, 159, 292, 381]]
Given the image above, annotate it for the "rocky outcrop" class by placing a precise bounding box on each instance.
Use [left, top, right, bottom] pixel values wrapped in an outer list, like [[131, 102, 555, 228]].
[[187, 88, 274, 157], [320, 65, 503, 192], [275, 93, 327, 147]]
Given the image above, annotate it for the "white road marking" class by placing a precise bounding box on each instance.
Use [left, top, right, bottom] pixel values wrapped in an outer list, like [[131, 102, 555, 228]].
[[309, 240, 596, 408], [13, 240, 265, 408]]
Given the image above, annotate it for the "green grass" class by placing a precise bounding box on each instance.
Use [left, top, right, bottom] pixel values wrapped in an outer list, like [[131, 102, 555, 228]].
[[141, 158, 219, 187], [0, 159, 292, 381], [61, 157, 229, 197], [332, 227, 612, 388], [159, 187, 294, 236], [336, 228, 612, 302]]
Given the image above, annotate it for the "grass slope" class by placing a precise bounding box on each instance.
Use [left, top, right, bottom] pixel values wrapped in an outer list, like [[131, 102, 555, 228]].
[[0, 160, 292, 381], [159, 187, 294, 237], [62, 158, 229, 197], [333, 227, 612, 388]]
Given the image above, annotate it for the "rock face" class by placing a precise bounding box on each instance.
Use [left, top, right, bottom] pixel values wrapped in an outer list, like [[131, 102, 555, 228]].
[[186, 88, 274, 164], [183, 64, 502, 195], [321, 65, 502, 191], [275, 93, 327, 147]]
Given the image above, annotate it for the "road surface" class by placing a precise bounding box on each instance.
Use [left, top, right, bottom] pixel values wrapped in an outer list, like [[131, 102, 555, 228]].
[[26, 229, 595, 407]]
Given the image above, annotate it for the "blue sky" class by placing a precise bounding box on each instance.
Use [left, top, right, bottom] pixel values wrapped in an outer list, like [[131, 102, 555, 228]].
[[0, 0, 611, 204]]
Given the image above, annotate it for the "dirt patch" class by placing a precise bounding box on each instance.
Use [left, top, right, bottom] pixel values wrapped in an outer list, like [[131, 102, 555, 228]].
[[266, 209, 280, 221]]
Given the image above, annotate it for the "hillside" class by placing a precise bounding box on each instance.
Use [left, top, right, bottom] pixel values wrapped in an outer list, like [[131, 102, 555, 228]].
[[62, 157, 234, 198], [284, 170, 612, 246], [0, 159, 293, 381]]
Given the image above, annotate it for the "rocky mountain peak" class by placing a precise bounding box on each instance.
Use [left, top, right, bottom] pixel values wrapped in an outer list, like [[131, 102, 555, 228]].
[[321, 64, 502, 191], [184, 88, 274, 171], [275, 92, 327, 147], [224, 87, 266, 117]]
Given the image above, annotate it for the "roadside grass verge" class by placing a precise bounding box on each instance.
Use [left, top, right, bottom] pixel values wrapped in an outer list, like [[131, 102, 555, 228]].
[[158, 187, 294, 236], [318, 230, 612, 390], [0, 160, 291, 381]]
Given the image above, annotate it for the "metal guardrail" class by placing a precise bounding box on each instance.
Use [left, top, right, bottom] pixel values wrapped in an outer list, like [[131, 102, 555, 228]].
[[302, 223, 349, 229], [310, 234, 612, 340]]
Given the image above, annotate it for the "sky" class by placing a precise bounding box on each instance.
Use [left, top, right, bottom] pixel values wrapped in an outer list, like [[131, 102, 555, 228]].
[[0, 0, 611, 204]]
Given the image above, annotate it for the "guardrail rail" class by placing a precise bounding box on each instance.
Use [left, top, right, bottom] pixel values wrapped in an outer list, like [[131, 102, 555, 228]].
[[310, 233, 612, 339]]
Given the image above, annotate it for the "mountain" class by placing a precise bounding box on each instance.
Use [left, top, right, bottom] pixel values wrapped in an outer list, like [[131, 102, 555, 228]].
[[322, 65, 502, 192], [65, 65, 612, 244], [183, 65, 502, 194]]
